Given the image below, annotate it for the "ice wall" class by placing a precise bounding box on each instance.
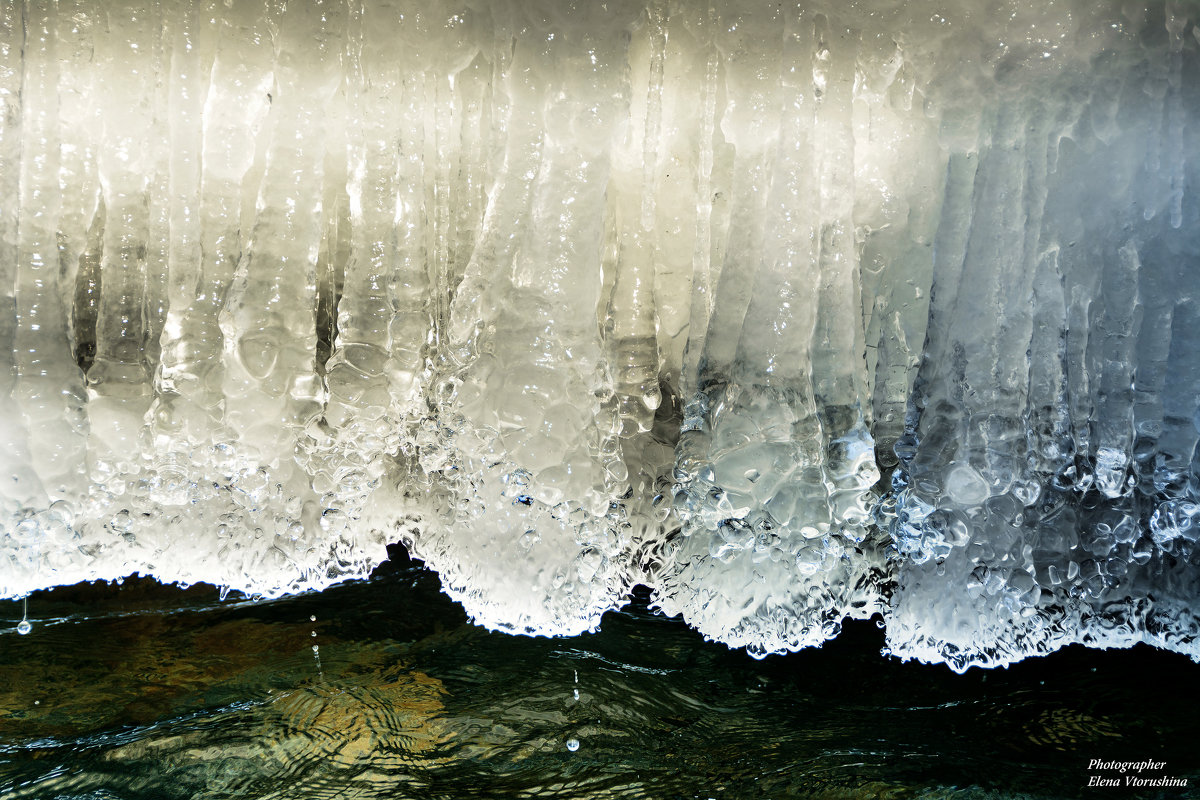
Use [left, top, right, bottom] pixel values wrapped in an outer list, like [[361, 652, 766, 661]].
[[0, 0, 1197, 670]]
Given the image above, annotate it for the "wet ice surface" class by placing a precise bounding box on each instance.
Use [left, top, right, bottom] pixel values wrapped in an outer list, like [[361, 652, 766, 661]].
[[1, 0, 1200, 670], [1, 566, 1198, 800]]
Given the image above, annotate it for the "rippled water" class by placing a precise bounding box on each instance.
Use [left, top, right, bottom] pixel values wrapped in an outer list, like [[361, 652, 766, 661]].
[[1, 552, 1197, 800]]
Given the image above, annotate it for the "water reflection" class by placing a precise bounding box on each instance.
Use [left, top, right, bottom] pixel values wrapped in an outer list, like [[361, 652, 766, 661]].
[[0, 557, 1197, 799]]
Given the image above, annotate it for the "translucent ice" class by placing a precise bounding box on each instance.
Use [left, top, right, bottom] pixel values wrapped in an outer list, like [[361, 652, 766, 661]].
[[1, 0, 1198, 670]]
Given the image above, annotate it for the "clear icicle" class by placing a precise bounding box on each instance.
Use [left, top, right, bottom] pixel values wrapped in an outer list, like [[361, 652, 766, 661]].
[[14, 2, 88, 507]]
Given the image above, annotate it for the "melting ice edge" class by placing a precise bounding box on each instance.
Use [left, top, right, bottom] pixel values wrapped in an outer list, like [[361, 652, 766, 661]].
[[2, 0, 1199, 672]]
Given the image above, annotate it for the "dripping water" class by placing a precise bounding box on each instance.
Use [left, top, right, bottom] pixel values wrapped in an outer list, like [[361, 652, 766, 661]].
[[310, 613, 324, 681], [16, 596, 30, 635]]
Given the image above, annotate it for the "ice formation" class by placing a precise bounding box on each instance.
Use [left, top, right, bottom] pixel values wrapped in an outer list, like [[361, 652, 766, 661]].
[[1, 0, 1198, 670]]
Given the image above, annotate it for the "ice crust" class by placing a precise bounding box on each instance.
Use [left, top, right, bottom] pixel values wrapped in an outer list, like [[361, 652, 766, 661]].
[[1, 0, 1198, 670]]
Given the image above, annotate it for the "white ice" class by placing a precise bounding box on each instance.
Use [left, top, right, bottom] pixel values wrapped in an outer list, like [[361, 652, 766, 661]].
[[0, 0, 1198, 670]]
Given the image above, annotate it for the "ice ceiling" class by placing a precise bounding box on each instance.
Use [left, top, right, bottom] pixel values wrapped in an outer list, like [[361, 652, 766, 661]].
[[1, 0, 1198, 671]]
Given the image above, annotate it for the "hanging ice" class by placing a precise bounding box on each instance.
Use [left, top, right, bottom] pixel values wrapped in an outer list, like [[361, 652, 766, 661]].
[[0, 0, 1198, 671]]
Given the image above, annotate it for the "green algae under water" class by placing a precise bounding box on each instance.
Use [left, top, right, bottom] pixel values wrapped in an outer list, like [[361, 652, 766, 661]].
[[1, 551, 1198, 800]]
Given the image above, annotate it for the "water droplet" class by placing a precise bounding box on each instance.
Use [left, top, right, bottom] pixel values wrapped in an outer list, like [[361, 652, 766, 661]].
[[16, 620, 31, 635], [310, 614, 317, 622], [566, 738, 580, 752]]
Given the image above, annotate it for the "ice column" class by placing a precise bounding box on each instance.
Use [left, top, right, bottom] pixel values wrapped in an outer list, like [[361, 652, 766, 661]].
[[888, 4, 1200, 670], [408, 1, 642, 635], [653, 8, 884, 656]]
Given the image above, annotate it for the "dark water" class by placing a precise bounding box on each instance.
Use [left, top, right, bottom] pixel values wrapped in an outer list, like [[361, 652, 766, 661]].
[[1, 550, 1197, 800]]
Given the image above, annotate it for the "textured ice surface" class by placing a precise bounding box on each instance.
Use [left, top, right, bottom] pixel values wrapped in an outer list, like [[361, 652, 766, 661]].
[[1, 0, 1198, 669]]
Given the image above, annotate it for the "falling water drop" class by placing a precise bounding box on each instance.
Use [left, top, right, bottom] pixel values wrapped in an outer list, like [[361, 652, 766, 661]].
[[16, 597, 30, 635], [308, 610, 323, 678]]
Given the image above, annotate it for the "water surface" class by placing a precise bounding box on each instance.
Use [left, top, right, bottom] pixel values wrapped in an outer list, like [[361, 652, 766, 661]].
[[1, 552, 1197, 800]]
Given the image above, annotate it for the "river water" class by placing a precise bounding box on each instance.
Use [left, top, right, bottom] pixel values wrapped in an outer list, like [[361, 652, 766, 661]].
[[1, 552, 1197, 800]]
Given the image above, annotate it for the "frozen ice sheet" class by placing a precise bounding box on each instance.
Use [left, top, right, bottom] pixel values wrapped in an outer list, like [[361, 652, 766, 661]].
[[1, 0, 1198, 670]]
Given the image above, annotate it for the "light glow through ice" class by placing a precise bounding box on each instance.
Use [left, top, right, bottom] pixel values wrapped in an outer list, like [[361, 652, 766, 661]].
[[1, 0, 1199, 670]]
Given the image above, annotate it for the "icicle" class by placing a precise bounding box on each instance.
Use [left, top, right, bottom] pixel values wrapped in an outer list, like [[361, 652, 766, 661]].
[[428, 27, 480, 358], [55, 0, 102, 376], [1155, 301, 1200, 497], [382, 9, 439, 419], [1024, 247, 1071, 483], [656, 8, 883, 656], [0, 1, 39, 521], [322, 0, 391, 442], [1164, 2, 1186, 230], [1089, 242, 1141, 499], [809, 14, 876, 535], [142, 7, 172, 380], [14, 1, 89, 506], [218, 0, 342, 465], [1130, 288, 1175, 497], [604, 0, 667, 436], [306, 0, 448, 546], [86, 1, 160, 476], [678, 4, 722, 394], [887, 145, 979, 568], [150, 0, 270, 489], [132, 1, 208, 520], [421, 0, 641, 637]]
